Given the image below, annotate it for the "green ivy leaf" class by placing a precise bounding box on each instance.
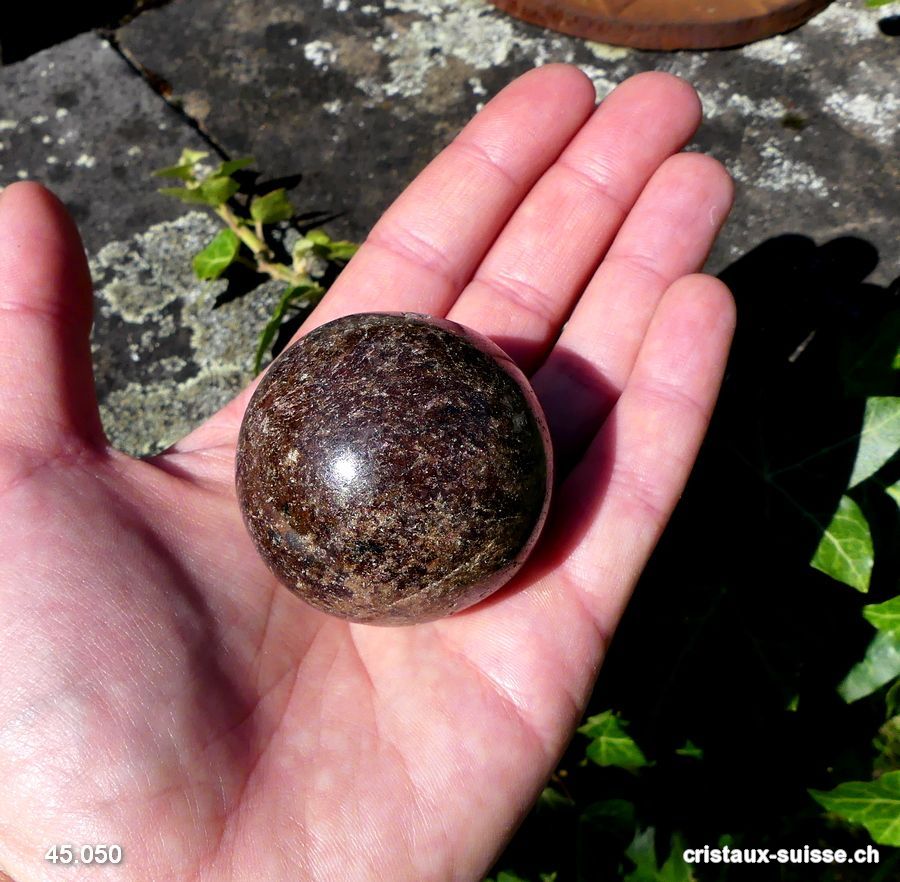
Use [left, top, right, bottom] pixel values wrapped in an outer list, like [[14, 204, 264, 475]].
[[578, 711, 649, 771], [214, 156, 255, 177], [197, 176, 241, 206], [192, 228, 241, 280], [152, 163, 197, 181], [658, 834, 693, 882], [153, 149, 208, 179], [292, 237, 314, 260], [623, 829, 693, 882], [887, 680, 900, 719], [624, 827, 658, 882], [865, 596, 900, 638], [178, 148, 209, 166], [810, 495, 874, 592], [810, 770, 900, 845], [254, 283, 323, 374], [675, 740, 704, 760], [537, 786, 574, 812], [849, 397, 900, 488], [865, 0, 896, 7], [327, 239, 360, 261], [159, 175, 239, 207], [250, 188, 294, 224], [838, 631, 900, 703], [885, 480, 900, 510], [158, 187, 207, 204], [305, 229, 331, 246]]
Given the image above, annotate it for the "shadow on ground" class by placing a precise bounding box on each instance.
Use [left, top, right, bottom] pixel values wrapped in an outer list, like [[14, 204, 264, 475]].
[[490, 233, 900, 882]]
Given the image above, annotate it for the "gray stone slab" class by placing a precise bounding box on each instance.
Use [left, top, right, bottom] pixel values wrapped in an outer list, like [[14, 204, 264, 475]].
[[117, 0, 899, 284], [0, 32, 212, 252], [2, 1, 895, 458], [0, 33, 282, 456], [89, 212, 284, 456]]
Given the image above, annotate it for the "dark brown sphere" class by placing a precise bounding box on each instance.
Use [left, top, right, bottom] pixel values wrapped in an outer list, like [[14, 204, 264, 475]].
[[236, 312, 552, 625]]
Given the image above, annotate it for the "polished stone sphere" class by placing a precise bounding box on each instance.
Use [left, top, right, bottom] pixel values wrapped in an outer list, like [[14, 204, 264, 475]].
[[236, 312, 552, 625]]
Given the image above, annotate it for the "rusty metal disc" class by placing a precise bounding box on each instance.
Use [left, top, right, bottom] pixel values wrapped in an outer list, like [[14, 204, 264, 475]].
[[487, 0, 835, 50]]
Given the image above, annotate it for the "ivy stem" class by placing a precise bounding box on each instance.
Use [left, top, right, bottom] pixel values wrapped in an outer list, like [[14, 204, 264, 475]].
[[258, 259, 305, 284], [216, 204, 268, 256], [216, 203, 308, 286]]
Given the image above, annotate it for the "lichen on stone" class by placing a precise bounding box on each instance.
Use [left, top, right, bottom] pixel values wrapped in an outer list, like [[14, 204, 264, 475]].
[[90, 211, 284, 456]]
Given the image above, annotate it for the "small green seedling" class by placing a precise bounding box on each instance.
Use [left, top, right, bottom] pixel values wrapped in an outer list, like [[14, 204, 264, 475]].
[[154, 149, 359, 373]]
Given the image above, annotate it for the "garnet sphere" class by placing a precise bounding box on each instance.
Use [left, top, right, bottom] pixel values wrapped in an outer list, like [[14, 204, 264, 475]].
[[236, 312, 552, 625]]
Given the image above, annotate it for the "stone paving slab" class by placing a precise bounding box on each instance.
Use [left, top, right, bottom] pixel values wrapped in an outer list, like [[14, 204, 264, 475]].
[[88, 211, 283, 456], [0, 1, 896, 457], [117, 0, 899, 284], [0, 33, 283, 456], [0, 33, 211, 252]]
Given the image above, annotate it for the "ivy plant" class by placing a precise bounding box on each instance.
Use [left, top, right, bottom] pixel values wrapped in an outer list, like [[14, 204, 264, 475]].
[[484, 243, 899, 879], [154, 149, 359, 372], [806, 388, 900, 846], [488, 711, 699, 881]]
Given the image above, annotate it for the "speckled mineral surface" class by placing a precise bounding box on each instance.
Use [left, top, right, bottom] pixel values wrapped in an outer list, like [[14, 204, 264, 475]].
[[236, 312, 553, 625]]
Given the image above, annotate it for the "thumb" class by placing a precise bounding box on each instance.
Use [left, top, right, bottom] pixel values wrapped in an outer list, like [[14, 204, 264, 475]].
[[0, 182, 105, 463]]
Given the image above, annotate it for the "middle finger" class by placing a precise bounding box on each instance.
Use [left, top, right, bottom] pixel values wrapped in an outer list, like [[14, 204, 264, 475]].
[[446, 71, 702, 370]]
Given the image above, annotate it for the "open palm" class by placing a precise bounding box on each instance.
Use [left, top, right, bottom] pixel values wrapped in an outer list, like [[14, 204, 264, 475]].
[[0, 66, 735, 882]]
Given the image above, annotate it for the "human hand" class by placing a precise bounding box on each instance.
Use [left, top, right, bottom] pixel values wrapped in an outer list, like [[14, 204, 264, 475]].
[[0, 65, 734, 881]]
